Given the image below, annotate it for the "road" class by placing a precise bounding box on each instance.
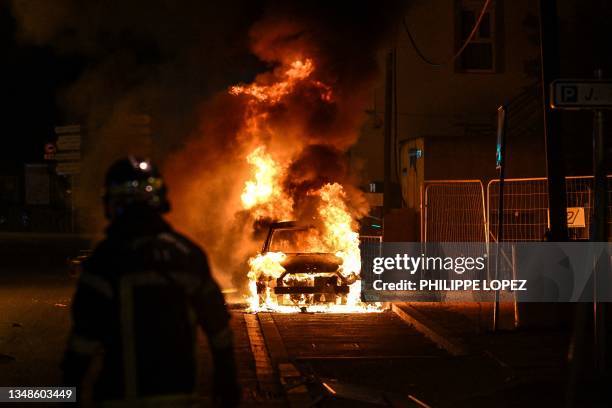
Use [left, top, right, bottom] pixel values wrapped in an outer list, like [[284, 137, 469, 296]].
[[240, 311, 519, 407], [0, 270, 568, 407]]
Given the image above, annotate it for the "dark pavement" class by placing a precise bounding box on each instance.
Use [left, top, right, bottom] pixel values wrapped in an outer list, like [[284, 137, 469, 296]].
[[0, 237, 594, 407]]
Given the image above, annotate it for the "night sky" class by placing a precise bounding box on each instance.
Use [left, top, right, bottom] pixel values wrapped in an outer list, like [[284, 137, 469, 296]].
[[1, 5, 84, 171], [0, 0, 266, 173], [1, 0, 610, 176]]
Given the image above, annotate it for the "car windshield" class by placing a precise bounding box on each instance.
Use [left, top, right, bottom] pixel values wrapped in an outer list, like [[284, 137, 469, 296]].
[[268, 228, 323, 253]]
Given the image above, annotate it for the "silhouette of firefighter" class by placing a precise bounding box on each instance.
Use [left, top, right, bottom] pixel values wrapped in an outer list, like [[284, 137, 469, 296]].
[[62, 157, 239, 407]]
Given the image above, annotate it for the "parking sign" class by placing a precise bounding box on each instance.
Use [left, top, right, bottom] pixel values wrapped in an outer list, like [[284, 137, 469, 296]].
[[551, 79, 612, 109]]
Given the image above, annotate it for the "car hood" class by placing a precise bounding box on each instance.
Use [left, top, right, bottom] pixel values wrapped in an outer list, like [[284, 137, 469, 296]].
[[280, 253, 342, 274]]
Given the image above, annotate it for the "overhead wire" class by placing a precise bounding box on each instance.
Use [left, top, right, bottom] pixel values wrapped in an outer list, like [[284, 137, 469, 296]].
[[393, 0, 492, 209], [401, 0, 492, 67]]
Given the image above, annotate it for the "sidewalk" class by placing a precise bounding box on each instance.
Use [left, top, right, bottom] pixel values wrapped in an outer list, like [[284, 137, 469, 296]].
[[393, 302, 572, 406]]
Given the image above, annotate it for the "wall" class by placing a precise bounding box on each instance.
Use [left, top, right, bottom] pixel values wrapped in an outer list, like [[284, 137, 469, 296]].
[[351, 0, 544, 192]]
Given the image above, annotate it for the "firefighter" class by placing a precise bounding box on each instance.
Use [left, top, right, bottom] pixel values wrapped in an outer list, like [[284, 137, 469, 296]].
[[62, 156, 240, 407]]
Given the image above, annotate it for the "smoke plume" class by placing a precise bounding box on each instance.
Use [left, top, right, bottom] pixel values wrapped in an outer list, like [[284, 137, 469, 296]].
[[10, 0, 406, 289]]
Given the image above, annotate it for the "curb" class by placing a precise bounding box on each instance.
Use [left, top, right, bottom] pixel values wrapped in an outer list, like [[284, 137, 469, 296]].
[[391, 303, 469, 356]]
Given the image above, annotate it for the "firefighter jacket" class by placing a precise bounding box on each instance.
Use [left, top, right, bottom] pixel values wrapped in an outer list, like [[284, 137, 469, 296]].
[[62, 210, 239, 406]]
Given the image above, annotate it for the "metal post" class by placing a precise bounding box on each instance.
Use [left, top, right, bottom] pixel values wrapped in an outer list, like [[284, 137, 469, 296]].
[[539, 0, 568, 242], [592, 69, 607, 373], [566, 70, 610, 406], [70, 175, 75, 233], [383, 50, 394, 217], [511, 244, 520, 329], [493, 105, 507, 332]]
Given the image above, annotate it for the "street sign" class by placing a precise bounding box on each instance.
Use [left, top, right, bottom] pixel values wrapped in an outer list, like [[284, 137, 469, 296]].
[[550, 79, 612, 109], [53, 124, 81, 175], [56, 162, 81, 175], [57, 134, 81, 151], [54, 124, 81, 134], [54, 152, 81, 161], [44, 143, 56, 154], [547, 207, 586, 228], [567, 207, 586, 228], [57, 141, 81, 151]]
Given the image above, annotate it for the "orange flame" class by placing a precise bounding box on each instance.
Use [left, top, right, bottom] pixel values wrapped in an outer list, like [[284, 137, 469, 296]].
[[241, 146, 293, 220], [230, 58, 331, 104], [229, 57, 377, 313]]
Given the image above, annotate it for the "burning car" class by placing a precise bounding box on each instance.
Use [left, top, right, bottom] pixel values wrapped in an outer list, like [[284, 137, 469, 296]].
[[252, 221, 358, 307]]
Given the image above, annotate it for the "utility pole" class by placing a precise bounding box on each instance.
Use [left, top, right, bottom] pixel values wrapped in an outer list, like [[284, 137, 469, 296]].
[[539, 0, 568, 242], [383, 50, 394, 216]]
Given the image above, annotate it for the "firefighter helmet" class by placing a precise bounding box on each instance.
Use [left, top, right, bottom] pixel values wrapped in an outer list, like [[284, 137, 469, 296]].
[[103, 156, 170, 219]]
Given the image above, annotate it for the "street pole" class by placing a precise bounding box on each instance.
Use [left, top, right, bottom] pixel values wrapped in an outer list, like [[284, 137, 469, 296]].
[[383, 50, 394, 217], [70, 175, 74, 233], [592, 68, 608, 374], [493, 105, 507, 332], [539, 0, 568, 242], [565, 70, 610, 405]]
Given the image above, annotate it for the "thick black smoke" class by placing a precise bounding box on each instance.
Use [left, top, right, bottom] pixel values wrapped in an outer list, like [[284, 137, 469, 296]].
[[10, 0, 407, 289], [10, 0, 263, 230]]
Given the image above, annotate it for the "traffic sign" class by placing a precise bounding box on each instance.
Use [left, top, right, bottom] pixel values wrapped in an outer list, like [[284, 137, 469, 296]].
[[54, 124, 81, 134], [567, 207, 586, 228], [53, 124, 82, 177], [56, 162, 81, 175], [44, 143, 56, 154], [551, 79, 612, 109], [547, 207, 586, 228], [57, 134, 81, 151], [54, 152, 81, 161]]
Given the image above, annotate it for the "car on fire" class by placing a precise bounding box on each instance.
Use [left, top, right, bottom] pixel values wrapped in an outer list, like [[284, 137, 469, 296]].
[[254, 221, 358, 306]]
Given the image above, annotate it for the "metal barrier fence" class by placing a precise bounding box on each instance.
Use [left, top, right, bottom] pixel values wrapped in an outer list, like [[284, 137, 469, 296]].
[[359, 235, 382, 284], [420, 181, 489, 287], [487, 175, 612, 242], [419, 176, 611, 284], [421, 180, 488, 243]]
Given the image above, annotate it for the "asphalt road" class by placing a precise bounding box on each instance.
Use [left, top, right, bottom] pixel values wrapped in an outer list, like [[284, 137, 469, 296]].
[[0, 270, 569, 407]]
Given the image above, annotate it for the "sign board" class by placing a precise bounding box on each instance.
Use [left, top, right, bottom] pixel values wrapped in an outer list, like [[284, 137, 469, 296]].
[[56, 162, 81, 175], [44, 143, 56, 154], [551, 79, 612, 109], [54, 124, 82, 175], [547, 207, 586, 229], [54, 124, 81, 134], [54, 152, 81, 161], [566, 207, 586, 228], [57, 134, 81, 151]]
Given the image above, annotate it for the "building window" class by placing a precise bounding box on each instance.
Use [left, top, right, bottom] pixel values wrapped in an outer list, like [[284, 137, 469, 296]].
[[456, 0, 501, 73]]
